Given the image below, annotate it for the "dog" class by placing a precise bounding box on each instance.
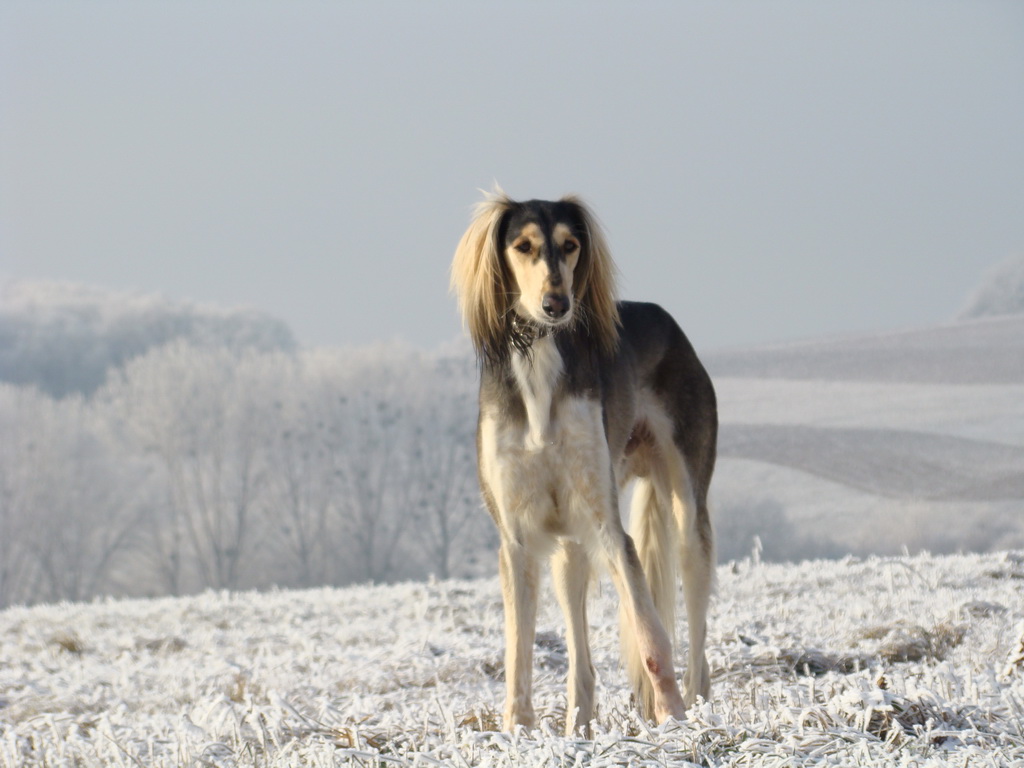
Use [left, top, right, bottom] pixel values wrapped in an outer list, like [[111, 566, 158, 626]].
[[451, 191, 717, 735]]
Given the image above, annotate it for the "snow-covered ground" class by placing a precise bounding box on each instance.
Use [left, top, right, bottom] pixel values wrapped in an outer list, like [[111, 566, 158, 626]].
[[3, 549, 1023, 767]]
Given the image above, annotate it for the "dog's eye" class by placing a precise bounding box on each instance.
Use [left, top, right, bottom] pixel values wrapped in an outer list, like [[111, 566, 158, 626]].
[[514, 241, 532, 254], [563, 240, 579, 254]]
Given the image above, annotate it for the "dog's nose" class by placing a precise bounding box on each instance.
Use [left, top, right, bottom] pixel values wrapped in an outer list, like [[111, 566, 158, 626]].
[[542, 292, 570, 319]]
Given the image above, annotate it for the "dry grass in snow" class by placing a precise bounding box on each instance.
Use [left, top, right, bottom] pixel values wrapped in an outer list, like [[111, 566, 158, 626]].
[[2, 550, 1024, 766]]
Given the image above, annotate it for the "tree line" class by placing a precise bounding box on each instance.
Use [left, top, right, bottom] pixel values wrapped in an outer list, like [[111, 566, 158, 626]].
[[0, 340, 495, 608]]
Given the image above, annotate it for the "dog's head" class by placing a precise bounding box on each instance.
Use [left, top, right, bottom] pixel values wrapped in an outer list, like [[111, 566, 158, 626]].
[[451, 191, 619, 361], [501, 200, 585, 328]]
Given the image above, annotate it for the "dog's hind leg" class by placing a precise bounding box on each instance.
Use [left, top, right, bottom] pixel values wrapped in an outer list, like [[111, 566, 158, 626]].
[[551, 540, 596, 736], [498, 538, 540, 730], [670, 458, 714, 707], [623, 475, 678, 722]]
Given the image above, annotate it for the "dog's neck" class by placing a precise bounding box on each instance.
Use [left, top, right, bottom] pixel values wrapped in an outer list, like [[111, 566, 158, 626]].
[[508, 314, 551, 356]]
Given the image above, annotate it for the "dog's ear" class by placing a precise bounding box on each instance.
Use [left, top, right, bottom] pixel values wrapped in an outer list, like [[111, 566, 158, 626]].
[[451, 190, 514, 359], [562, 196, 620, 355]]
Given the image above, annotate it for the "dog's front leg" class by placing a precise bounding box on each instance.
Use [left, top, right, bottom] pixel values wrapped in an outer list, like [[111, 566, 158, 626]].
[[498, 538, 539, 730], [602, 525, 687, 723], [551, 540, 596, 736]]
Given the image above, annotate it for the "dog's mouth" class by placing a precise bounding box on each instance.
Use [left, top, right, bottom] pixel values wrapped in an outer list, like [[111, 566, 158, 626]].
[[517, 292, 573, 329], [519, 308, 573, 332], [540, 312, 574, 331]]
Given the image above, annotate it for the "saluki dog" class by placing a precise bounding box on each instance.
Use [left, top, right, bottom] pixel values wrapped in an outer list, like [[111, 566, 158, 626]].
[[451, 191, 717, 735]]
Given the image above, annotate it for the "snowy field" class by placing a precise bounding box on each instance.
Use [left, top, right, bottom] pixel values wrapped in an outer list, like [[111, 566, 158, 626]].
[[708, 313, 1024, 558], [3, 549, 1024, 767]]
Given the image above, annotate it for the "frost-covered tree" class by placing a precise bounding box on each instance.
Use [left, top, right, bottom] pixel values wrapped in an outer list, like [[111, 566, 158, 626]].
[[258, 347, 485, 586], [0, 386, 45, 607], [404, 356, 479, 580], [0, 386, 142, 605], [958, 256, 1024, 320], [329, 350, 416, 584], [0, 279, 295, 398], [104, 342, 284, 591], [261, 351, 348, 588]]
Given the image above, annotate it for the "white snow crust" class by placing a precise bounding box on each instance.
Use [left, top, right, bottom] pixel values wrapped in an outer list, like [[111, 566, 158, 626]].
[[3, 550, 1024, 767]]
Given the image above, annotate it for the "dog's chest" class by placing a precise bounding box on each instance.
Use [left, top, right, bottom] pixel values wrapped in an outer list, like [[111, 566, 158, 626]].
[[479, 340, 611, 536], [510, 337, 564, 451], [483, 405, 608, 540]]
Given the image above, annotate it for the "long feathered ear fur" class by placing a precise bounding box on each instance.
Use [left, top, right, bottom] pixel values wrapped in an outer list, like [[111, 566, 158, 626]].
[[561, 195, 621, 356], [450, 189, 514, 360]]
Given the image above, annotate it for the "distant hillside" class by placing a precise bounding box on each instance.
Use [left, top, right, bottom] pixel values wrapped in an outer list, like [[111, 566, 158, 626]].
[[720, 424, 1024, 501], [705, 314, 1024, 384], [710, 312, 1024, 561], [0, 280, 296, 397]]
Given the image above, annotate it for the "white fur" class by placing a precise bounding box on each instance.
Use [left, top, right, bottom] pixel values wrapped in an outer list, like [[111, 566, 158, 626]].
[[510, 335, 564, 452]]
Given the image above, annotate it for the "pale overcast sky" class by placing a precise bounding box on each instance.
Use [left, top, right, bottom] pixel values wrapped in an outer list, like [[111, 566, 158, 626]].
[[3, 2, 1023, 352]]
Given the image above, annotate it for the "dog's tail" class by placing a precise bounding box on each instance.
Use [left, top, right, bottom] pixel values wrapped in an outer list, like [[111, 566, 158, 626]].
[[620, 477, 677, 721]]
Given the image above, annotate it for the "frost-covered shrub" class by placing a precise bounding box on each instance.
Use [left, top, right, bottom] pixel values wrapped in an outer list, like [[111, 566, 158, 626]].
[[958, 256, 1024, 320], [714, 497, 846, 563]]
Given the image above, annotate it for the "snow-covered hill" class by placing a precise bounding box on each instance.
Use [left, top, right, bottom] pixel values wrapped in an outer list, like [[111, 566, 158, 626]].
[[705, 314, 1024, 384], [3, 549, 1023, 767], [706, 314, 1024, 560]]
